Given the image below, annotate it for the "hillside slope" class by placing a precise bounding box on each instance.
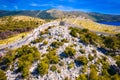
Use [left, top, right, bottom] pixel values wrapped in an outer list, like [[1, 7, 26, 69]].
[[0, 9, 120, 22], [0, 16, 45, 40], [0, 22, 120, 80], [64, 18, 120, 34]]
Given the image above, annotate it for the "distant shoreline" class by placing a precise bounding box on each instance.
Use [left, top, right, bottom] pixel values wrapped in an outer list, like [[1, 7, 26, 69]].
[[97, 21, 120, 26]]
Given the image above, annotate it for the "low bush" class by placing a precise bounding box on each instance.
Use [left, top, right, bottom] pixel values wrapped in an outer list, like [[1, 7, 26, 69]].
[[51, 41, 63, 48], [76, 56, 88, 65], [79, 49, 85, 54], [50, 65, 57, 72], [0, 70, 7, 80], [46, 50, 59, 64], [68, 62, 74, 69], [37, 62, 49, 76], [64, 46, 76, 57], [88, 54, 94, 61], [17, 45, 41, 78], [76, 74, 87, 80]]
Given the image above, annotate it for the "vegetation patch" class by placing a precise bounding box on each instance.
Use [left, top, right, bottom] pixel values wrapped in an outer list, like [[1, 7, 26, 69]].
[[0, 69, 7, 80], [66, 18, 119, 34], [76, 56, 88, 65], [16, 45, 41, 78], [37, 62, 49, 77], [64, 46, 76, 57], [51, 41, 64, 48], [50, 65, 57, 72], [70, 27, 120, 52], [0, 16, 45, 40]]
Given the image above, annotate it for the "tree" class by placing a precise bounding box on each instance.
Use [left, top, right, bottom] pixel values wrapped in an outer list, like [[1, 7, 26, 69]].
[[37, 62, 49, 77], [0, 70, 7, 80]]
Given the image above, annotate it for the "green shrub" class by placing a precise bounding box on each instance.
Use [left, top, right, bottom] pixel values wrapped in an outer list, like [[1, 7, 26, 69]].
[[101, 55, 107, 61], [61, 39, 69, 43], [69, 27, 82, 37], [16, 45, 41, 78], [79, 45, 82, 48], [0, 16, 44, 39], [70, 30, 78, 37], [76, 74, 87, 80], [64, 46, 76, 57], [0, 70, 7, 80], [51, 41, 63, 48], [22, 67, 29, 78], [41, 57, 49, 64], [76, 56, 88, 65], [116, 60, 120, 68], [101, 69, 110, 77], [64, 77, 69, 80], [31, 37, 44, 44], [68, 62, 74, 69], [0, 50, 16, 70], [82, 29, 89, 33], [59, 61, 64, 66], [43, 40, 48, 45], [116, 33, 120, 39], [98, 76, 110, 80], [103, 36, 120, 50], [89, 68, 98, 80], [111, 74, 120, 80], [88, 54, 94, 61], [57, 69, 61, 73], [46, 50, 59, 64], [81, 65, 87, 73], [50, 65, 57, 72], [92, 50, 97, 53], [37, 62, 49, 77], [70, 27, 103, 46], [79, 49, 85, 54], [89, 64, 97, 70]]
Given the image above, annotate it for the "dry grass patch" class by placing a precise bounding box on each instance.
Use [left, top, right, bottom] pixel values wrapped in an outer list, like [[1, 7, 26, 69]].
[[64, 18, 120, 34], [0, 32, 29, 45]]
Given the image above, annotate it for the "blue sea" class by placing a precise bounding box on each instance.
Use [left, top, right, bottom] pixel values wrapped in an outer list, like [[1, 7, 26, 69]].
[[98, 22, 120, 26]]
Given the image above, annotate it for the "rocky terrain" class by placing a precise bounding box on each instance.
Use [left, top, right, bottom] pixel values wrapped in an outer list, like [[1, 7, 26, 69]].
[[0, 20, 120, 80]]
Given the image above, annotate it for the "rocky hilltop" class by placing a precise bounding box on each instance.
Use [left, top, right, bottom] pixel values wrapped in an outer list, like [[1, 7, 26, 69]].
[[0, 21, 120, 80]]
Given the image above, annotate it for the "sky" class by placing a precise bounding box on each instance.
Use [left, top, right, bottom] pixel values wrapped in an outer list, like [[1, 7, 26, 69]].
[[0, 0, 120, 15]]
